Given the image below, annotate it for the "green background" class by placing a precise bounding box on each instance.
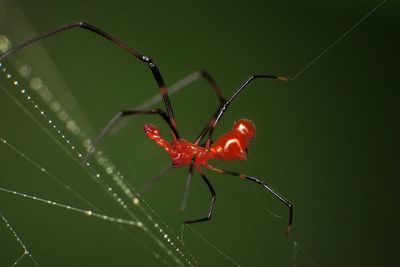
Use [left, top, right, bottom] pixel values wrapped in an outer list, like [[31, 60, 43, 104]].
[[0, 0, 398, 266]]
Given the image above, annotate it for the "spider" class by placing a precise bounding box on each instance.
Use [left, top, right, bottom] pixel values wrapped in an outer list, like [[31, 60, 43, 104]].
[[0, 22, 293, 234]]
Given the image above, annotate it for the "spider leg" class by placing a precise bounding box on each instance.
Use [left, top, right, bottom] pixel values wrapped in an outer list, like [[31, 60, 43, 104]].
[[111, 69, 226, 135], [83, 108, 178, 163], [208, 166, 293, 235], [194, 108, 223, 145], [195, 75, 288, 146], [180, 160, 195, 211], [184, 172, 216, 224], [0, 21, 177, 129], [195, 69, 226, 102]]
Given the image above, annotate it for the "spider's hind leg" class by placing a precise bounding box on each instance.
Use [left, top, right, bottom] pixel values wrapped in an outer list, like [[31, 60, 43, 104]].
[[208, 166, 293, 235]]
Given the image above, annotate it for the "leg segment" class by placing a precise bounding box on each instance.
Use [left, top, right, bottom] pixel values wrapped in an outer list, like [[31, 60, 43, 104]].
[[83, 108, 178, 163], [208, 166, 293, 234], [0, 22, 177, 129], [184, 173, 216, 224], [180, 161, 195, 211]]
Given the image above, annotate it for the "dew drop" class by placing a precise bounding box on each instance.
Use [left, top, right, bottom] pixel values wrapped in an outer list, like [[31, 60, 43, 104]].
[[18, 64, 32, 78], [30, 77, 43, 90]]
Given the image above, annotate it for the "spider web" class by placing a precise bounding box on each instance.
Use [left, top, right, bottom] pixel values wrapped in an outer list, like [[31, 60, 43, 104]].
[[0, 0, 389, 266], [0, 61, 197, 266]]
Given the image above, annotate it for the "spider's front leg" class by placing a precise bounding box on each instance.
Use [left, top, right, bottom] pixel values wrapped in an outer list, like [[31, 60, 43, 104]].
[[0, 21, 178, 135]]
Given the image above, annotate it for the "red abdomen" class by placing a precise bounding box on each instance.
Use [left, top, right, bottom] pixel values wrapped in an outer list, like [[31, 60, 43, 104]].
[[210, 119, 256, 161]]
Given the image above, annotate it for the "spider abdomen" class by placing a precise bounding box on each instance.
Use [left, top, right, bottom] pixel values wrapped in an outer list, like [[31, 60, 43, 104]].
[[210, 119, 256, 161]]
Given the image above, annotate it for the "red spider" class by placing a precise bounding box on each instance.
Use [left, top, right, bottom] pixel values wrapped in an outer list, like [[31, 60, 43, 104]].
[[143, 119, 255, 169], [0, 22, 293, 234]]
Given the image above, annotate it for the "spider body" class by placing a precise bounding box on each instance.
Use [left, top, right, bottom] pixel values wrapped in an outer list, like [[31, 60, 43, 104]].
[[144, 119, 256, 170]]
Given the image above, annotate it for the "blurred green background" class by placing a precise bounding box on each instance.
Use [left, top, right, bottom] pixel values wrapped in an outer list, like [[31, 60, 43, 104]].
[[0, 0, 398, 266]]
